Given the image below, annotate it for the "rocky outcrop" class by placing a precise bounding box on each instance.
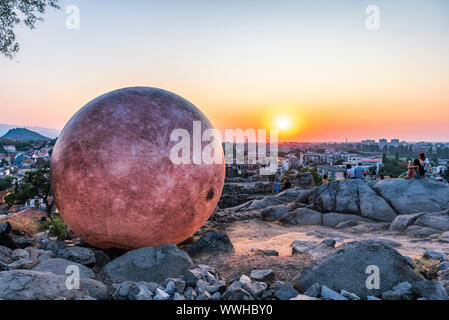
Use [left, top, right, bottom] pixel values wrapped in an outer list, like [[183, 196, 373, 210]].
[[293, 240, 423, 298], [370, 179, 449, 215], [309, 180, 397, 222], [32, 258, 96, 279], [103, 245, 194, 283]]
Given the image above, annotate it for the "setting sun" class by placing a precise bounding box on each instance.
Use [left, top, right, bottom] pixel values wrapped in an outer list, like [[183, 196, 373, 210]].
[[275, 116, 292, 131]]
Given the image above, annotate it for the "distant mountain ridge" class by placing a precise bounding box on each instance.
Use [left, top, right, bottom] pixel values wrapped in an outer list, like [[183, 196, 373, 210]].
[[1, 128, 51, 141], [0, 124, 60, 139]]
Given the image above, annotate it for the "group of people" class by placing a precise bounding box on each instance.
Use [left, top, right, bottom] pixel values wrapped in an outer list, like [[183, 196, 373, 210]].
[[406, 153, 430, 179], [345, 163, 367, 180], [273, 178, 292, 193]]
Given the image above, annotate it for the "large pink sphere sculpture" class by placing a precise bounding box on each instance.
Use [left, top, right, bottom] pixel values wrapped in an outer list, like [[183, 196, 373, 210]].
[[51, 87, 225, 249]]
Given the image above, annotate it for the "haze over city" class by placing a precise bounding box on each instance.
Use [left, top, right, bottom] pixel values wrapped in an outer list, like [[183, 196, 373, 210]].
[[1, 0, 448, 142]]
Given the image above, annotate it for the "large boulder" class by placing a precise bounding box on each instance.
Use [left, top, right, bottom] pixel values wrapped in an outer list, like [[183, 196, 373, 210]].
[[0, 270, 107, 300], [414, 210, 449, 231], [103, 245, 194, 283], [389, 213, 425, 231], [261, 205, 291, 222], [309, 180, 397, 222], [370, 179, 449, 215], [293, 240, 423, 298], [240, 189, 302, 211], [322, 213, 368, 228], [58, 246, 96, 265], [187, 230, 235, 256], [32, 258, 96, 279], [280, 208, 322, 226]]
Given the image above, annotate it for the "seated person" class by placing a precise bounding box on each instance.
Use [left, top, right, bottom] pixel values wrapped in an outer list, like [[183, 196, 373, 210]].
[[407, 159, 425, 179]]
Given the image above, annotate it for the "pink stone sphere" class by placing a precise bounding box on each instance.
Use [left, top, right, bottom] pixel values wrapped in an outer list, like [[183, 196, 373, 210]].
[[51, 87, 225, 250]]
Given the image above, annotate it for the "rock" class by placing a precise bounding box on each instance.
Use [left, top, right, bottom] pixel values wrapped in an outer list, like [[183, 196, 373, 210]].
[[243, 190, 300, 212], [12, 249, 30, 260], [293, 240, 423, 298], [405, 226, 440, 238], [58, 246, 96, 265], [340, 290, 360, 300], [366, 295, 381, 300], [184, 268, 206, 287], [274, 283, 299, 300], [304, 283, 321, 297], [211, 292, 221, 300], [0, 270, 107, 300], [153, 288, 170, 301], [37, 238, 66, 255], [320, 286, 348, 300], [0, 222, 17, 249], [222, 282, 253, 300], [438, 262, 449, 271], [261, 288, 275, 300], [322, 213, 368, 228], [244, 281, 267, 297], [309, 180, 397, 222], [263, 250, 278, 256], [250, 269, 275, 282], [204, 280, 226, 294], [260, 205, 291, 222], [184, 287, 197, 300], [112, 281, 137, 300], [371, 179, 449, 214], [8, 258, 39, 270], [187, 230, 235, 256], [295, 190, 313, 204], [412, 280, 448, 300], [381, 290, 402, 300], [104, 245, 194, 283], [32, 258, 95, 279], [133, 283, 154, 300], [279, 208, 322, 226], [0, 246, 12, 264], [392, 282, 412, 296], [320, 239, 336, 248], [424, 250, 446, 260], [173, 292, 185, 300], [414, 211, 449, 231], [389, 213, 425, 231], [196, 279, 209, 294], [291, 240, 334, 259], [239, 274, 251, 284], [162, 278, 186, 293], [335, 220, 359, 229], [290, 294, 321, 300], [164, 280, 176, 296], [196, 291, 212, 300]]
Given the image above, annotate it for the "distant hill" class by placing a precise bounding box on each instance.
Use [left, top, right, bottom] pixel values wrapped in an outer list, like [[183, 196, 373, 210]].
[[1, 128, 51, 141], [0, 124, 60, 139]]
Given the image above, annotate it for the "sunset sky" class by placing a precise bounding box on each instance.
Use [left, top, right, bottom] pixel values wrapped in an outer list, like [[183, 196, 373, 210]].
[[1, 0, 448, 142]]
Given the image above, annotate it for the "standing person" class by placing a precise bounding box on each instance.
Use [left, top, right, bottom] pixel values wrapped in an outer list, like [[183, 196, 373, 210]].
[[346, 164, 355, 179], [354, 163, 366, 180], [419, 153, 430, 178], [273, 180, 280, 194]]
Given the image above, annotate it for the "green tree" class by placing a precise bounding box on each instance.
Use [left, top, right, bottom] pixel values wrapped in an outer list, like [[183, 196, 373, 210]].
[[0, 0, 60, 58], [0, 176, 14, 191], [5, 161, 54, 216]]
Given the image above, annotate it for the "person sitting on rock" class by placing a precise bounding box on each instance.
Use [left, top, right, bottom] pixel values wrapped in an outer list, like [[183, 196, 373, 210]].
[[407, 159, 425, 179], [419, 153, 430, 178], [322, 174, 329, 184], [283, 178, 292, 190], [354, 163, 366, 180], [346, 164, 355, 179], [273, 180, 280, 193]]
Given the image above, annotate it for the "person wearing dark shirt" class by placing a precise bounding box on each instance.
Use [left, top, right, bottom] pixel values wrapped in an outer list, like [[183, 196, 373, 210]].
[[283, 178, 292, 190]]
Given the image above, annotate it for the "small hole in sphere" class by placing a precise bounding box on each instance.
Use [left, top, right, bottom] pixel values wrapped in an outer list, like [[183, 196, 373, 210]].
[[206, 189, 215, 201]]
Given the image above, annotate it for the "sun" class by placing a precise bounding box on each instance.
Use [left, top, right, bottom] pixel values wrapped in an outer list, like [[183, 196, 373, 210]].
[[275, 116, 292, 131]]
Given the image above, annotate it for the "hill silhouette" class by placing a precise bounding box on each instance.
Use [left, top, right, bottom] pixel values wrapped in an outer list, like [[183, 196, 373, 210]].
[[1, 128, 50, 141]]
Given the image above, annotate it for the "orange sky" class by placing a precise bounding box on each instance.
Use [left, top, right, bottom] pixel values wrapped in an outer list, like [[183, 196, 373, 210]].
[[1, 0, 448, 142]]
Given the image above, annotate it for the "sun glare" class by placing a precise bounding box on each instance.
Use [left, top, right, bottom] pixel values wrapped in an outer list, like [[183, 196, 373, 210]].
[[275, 116, 292, 131]]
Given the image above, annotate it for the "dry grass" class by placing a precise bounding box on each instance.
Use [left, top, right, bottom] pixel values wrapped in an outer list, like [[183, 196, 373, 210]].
[[4, 215, 41, 237]]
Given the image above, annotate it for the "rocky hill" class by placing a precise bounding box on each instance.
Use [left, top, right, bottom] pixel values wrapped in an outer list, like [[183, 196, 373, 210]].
[[1, 178, 449, 300], [1, 128, 51, 142]]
